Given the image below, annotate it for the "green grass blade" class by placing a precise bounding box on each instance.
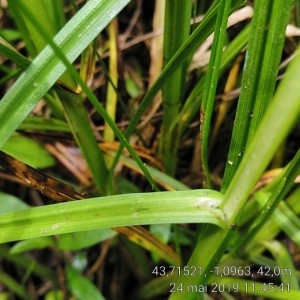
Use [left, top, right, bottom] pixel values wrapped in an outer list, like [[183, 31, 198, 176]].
[[0, 37, 30, 70], [0, 0, 131, 149], [169, 45, 300, 300], [7, 0, 66, 55], [67, 267, 105, 300], [222, 0, 295, 192], [4, 3, 110, 192], [110, 0, 246, 180], [231, 149, 300, 254], [159, 0, 192, 175], [8, 0, 77, 91], [176, 23, 250, 137], [0, 272, 35, 300], [199, 0, 232, 187], [243, 187, 300, 259], [57, 89, 108, 194], [0, 1, 138, 193], [2, 0, 160, 193], [18, 116, 70, 132], [222, 54, 300, 223], [116, 154, 190, 191], [103, 20, 118, 144], [247, 0, 296, 142], [262, 240, 299, 289], [272, 201, 300, 245], [0, 189, 225, 244], [2, 134, 56, 168]]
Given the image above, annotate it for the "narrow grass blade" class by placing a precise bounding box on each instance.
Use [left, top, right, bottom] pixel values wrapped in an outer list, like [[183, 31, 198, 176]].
[[0, 37, 30, 70], [176, 23, 250, 138], [57, 89, 108, 193], [116, 225, 181, 266], [104, 20, 118, 144], [222, 0, 295, 191], [159, 0, 192, 175], [18, 116, 70, 132], [272, 201, 300, 245], [247, 0, 296, 142], [199, 0, 232, 187], [113, 154, 190, 191]]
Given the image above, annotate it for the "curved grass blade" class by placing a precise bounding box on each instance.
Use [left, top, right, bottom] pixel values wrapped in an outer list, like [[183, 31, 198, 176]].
[[0, 150, 176, 265], [0, 189, 225, 244]]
